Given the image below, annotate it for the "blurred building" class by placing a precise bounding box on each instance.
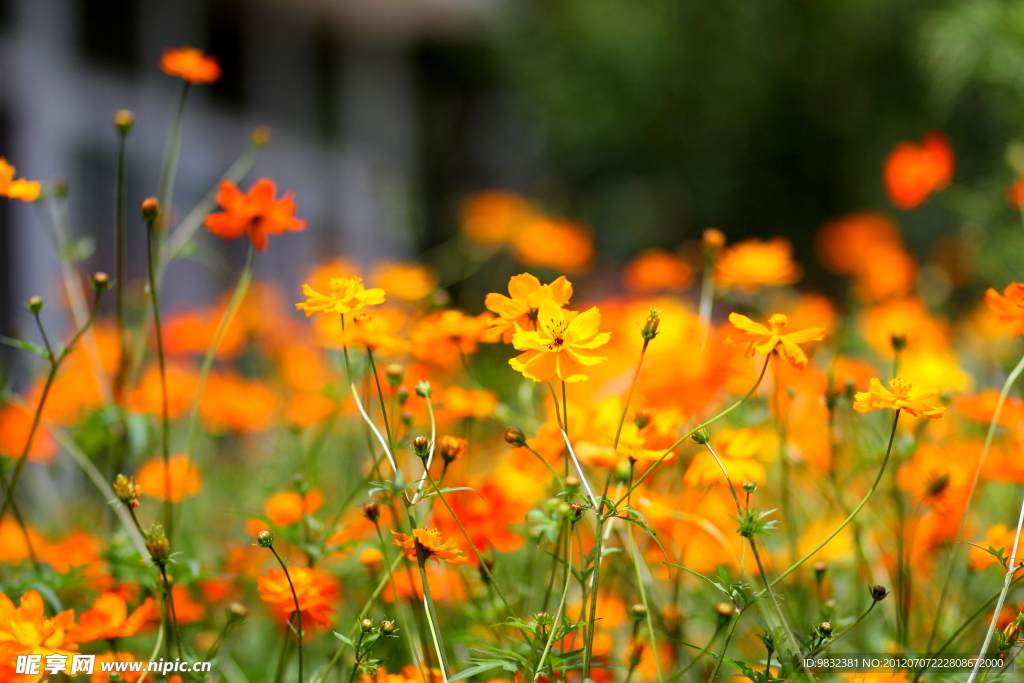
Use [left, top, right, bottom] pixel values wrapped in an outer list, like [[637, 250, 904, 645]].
[[0, 0, 503, 339]]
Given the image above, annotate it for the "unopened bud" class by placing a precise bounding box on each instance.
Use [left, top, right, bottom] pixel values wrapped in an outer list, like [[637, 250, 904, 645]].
[[535, 612, 553, 630], [504, 428, 527, 447], [26, 296, 44, 314], [703, 228, 726, 250], [257, 530, 274, 548], [438, 435, 467, 464], [412, 436, 431, 459], [741, 481, 758, 494], [108, 673, 122, 683], [361, 618, 374, 633], [415, 381, 432, 398], [714, 602, 736, 624], [871, 585, 889, 602], [226, 602, 248, 623], [691, 427, 710, 445], [113, 109, 135, 134], [633, 407, 652, 430], [630, 604, 647, 622], [144, 525, 171, 564], [91, 272, 111, 294], [385, 364, 404, 386], [140, 197, 160, 224], [890, 333, 907, 352], [380, 620, 396, 635], [565, 475, 581, 492], [641, 309, 661, 341], [112, 474, 141, 509], [362, 500, 380, 522], [360, 548, 383, 575], [813, 562, 827, 581], [569, 502, 584, 522], [818, 622, 833, 637], [396, 387, 409, 405], [252, 126, 272, 147]]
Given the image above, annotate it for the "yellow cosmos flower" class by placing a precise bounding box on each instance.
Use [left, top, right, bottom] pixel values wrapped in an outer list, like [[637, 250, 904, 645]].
[[683, 428, 767, 488], [852, 377, 945, 418], [0, 158, 40, 202], [391, 529, 468, 566], [715, 238, 801, 291], [295, 276, 385, 317], [509, 300, 610, 383], [728, 312, 825, 369], [484, 273, 573, 343]]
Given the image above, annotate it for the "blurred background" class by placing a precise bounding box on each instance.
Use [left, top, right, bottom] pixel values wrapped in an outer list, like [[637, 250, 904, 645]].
[[3, 0, 1024, 336]]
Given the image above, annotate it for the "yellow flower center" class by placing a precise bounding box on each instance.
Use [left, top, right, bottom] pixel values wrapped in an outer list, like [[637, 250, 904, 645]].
[[768, 313, 789, 329], [889, 376, 913, 397], [544, 319, 568, 350]]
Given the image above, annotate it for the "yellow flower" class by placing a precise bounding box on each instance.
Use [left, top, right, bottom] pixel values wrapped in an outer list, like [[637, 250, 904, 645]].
[[509, 300, 610, 383], [683, 428, 767, 488], [728, 312, 825, 369], [391, 529, 468, 566], [295, 276, 385, 317], [0, 591, 77, 683], [484, 273, 573, 343], [715, 238, 801, 291], [0, 158, 40, 202], [852, 377, 945, 418]]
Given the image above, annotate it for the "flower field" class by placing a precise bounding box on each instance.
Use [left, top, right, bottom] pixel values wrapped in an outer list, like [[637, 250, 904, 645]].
[[4, 46, 1024, 683]]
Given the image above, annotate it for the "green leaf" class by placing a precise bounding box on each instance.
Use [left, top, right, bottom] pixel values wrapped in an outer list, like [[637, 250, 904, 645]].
[[665, 563, 729, 595], [0, 335, 47, 358], [449, 662, 504, 682]]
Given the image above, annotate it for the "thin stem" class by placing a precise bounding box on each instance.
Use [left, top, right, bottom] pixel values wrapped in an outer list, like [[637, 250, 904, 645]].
[[627, 526, 662, 682], [146, 218, 173, 539], [749, 537, 804, 663], [160, 565, 184, 660], [809, 601, 877, 656], [708, 611, 741, 683], [373, 523, 423, 671], [417, 560, 450, 682], [269, 544, 303, 683], [156, 82, 190, 231], [365, 346, 394, 454], [114, 126, 129, 403], [535, 523, 574, 682], [926, 349, 1024, 653], [615, 339, 651, 449]]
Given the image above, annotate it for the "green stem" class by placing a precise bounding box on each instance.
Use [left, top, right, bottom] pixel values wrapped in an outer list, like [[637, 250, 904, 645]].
[[156, 82, 190, 232], [114, 126, 129, 404], [628, 526, 662, 682], [809, 601, 877, 656], [269, 544, 303, 683], [614, 339, 651, 449], [160, 564, 184, 660], [534, 523, 574, 682], [146, 217, 173, 540], [417, 559, 450, 681], [365, 346, 394, 455], [708, 611, 741, 683]]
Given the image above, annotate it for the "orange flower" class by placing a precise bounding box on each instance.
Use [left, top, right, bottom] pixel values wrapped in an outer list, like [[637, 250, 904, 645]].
[[136, 454, 202, 502], [205, 179, 306, 251], [1008, 177, 1024, 208], [985, 283, 1024, 335], [852, 377, 945, 418], [326, 308, 411, 356], [884, 132, 954, 210], [0, 404, 58, 463], [296, 275, 385, 317], [265, 489, 324, 527], [510, 300, 610, 383], [411, 310, 492, 368], [896, 442, 971, 513], [815, 211, 903, 275], [69, 593, 153, 642], [41, 530, 108, 588], [160, 47, 221, 84], [512, 217, 594, 273], [0, 158, 40, 201], [90, 653, 142, 683], [0, 519, 45, 566], [969, 524, 1021, 572], [437, 386, 497, 421], [199, 371, 277, 432], [257, 567, 338, 627], [484, 273, 573, 343], [371, 261, 438, 301], [622, 248, 693, 293], [128, 362, 199, 419], [435, 475, 529, 559], [391, 528, 468, 565], [728, 313, 825, 370], [683, 428, 767, 488], [715, 238, 801, 291], [0, 591, 77, 682], [460, 191, 534, 246], [884, 132, 954, 209], [955, 389, 1024, 427]]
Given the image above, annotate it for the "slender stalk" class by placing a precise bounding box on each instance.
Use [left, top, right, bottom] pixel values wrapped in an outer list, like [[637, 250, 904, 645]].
[[708, 611, 741, 683], [146, 213, 173, 538], [365, 346, 394, 454], [627, 527, 662, 682], [157, 82, 190, 232], [926, 349, 1024, 653], [535, 522, 574, 682], [114, 124, 129, 403], [0, 462, 39, 573], [748, 537, 803, 662], [417, 560, 450, 682], [373, 523, 423, 671], [614, 338, 652, 449], [269, 544, 304, 683], [808, 601, 878, 656], [160, 565, 185, 660]]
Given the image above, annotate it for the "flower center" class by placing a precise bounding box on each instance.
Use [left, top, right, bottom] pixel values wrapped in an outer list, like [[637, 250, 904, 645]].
[[768, 313, 789, 330], [889, 376, 913, 397], [544, 320, 567, 350]]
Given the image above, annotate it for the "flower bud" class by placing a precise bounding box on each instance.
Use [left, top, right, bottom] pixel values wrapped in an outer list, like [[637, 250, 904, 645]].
[[112, 474, 141, 509], [140, 197, 160, 224], [633, 407, 652, 430], [396, 387, 409, 405], [108, 673, 122, 683], [257, 530, 274, 548], [691, 427, 710, 445], [534, 612, 553, 631], [438, 435, 468, 464], [52, 176, 68, 199], [412, 436, 431, 459], [144, 525, 171, 565], [703, 228, 726, 250], [890, 333, 907, 352], [565, 475, 581, 492], [871, 584, 889, 602], [361, 618, 375, 633], [569, 502, 584, 522], [641, 309, 661, 341], [714, 602, 736, 625], [113, 109, 135, 134], [252, 126, 272, 147], [813, 562, 827, 581], [557, 502, 572, 518], [504, 428, 527, 447], [226, 602, 248, 623], [415, 381, 432, 398], [741, 481, 758, 494], [363, 500, 380, 522], [26, 296, 44, 314], [478, 552, 495, 584], [818, 621, 833, 637], [630, 603, 647, 622], [615, 459, 632, 483], [385, 364, 405, 386], [91, 272, 111, 294], [380, 620, 396, 635]]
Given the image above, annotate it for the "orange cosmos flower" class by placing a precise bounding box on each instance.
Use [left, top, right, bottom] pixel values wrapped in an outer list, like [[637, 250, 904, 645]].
[[296, 275, 385, 317], [136, 454, 202, 502], [128, 362, 199, 418], [257, 567, 338, 627], [199, 371, 277, 432], [0, 591, 77, 682], [512, 216, 594, 273], [715, 238, 802, 291], [0, 404, 58, 463], [728, 312, 825, 370], [815, 211, 903, 275], [852, 377, 945, 418], [265, 489, 324, 527], [484, 273, 573, 344], [90, 653, 143, 683], [683, 428, 767, 488], [41, 530, 109, 588], [883, 132, 954, 210], [955, 389, 1024, 427], [391, 528, 468, 565], [437, 385, 497, 421], [510, 300, 610, 383], [985, 282, 1024, 335], [968, 524, 1022, 572], [69, 593, 153, 642], [411, 310, 492, 368], [0, 519, 44, 566], [0, 158, 40, 201], [371, 261, 438, 301], [461, 191, 535, 246], [1008, 177, 1024, 208], [160, 47, 221, 84], [205, 179, 306, 251], [622, 248, 693, 293]]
